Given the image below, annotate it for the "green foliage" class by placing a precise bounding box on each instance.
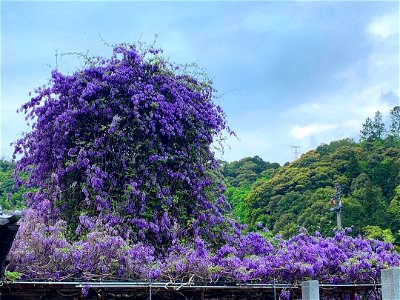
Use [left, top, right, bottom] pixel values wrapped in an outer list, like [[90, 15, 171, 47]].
[[387, 186, 400, 229], [222, 156, 279, 188], [389, 106, 400, 139], [4, 271, 22, 282], [360, 117, 375, 142], [235, 132, 400, 243], [363, 225, 395, 244], [0, 159, 25, 210], [221, 156, 280, 223], [225, 185, 251, 222], [246, 140, 400, 241], [226, 108, 400, 243], [360, 111, 386, 142], [373, 111, 385, 140]]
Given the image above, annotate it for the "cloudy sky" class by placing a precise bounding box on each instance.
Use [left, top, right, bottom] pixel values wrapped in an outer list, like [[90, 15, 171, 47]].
[[1, 1, 399, 164]]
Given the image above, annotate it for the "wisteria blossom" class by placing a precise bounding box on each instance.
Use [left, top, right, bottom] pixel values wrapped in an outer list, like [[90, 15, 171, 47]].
[[13, 44, 237, 252], [9, 44, 400, 284]]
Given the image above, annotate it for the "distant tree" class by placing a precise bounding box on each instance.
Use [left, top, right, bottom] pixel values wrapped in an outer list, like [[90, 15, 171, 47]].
[[387, 186, 400, 230], [348, 176, 387, 227], [222, 156, 280, 223], [222, 156, 279, 187], [360, 117, 375, 142], [389, 106, 400, 139], [360, 111, 386, 142], [236, 161, 259, 184], [316, 139, 356, 156], [363, 225, 395, 244], [0, 159, 25, 209], [373, 111, 385, 139]]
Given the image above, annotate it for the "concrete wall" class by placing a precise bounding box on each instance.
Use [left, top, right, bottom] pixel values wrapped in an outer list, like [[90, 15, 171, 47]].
[[301, 280, 319, 300], [382, 268, 400, 300]]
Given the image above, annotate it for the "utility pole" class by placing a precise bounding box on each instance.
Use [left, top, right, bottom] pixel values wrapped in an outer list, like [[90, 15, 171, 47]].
[[290, 145, 301, 160], [330, 185, 342, 230]]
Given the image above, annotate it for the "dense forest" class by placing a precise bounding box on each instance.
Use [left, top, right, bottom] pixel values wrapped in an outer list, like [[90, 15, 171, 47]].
[[0, 159, 25, 210], [223, 107, 400, 245]]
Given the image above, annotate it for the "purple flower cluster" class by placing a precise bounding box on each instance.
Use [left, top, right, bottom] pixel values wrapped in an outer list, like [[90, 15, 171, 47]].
[[9, 210, 400, 283], [13, 44, 235, 252], [10, 44, 399, 284]]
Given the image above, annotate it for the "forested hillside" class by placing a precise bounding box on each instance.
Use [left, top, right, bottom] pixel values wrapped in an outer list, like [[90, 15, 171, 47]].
[[221, 156, 280, 221], [223, 107, 400, 245]]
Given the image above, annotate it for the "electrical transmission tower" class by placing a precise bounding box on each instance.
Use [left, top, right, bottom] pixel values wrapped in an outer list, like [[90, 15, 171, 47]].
[[290, 145, 301, 160]]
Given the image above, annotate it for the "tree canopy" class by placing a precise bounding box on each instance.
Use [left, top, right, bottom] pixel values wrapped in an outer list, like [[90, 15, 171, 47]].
[[0, 159, 27, 210]]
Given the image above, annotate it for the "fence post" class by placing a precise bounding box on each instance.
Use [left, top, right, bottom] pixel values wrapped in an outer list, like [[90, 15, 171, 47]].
[[301, 280, 319, 300], [381, 268, 400, 300]]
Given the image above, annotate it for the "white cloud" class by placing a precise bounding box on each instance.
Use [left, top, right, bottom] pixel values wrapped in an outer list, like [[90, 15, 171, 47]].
[[368, 13, 399, 39], [287, 84, 397, 140], [293, 102, 325, 115], [290, 123, 339, 140], [355, 85, 394, 116], [289, 84, 395, 117], [220, 125, 296, 163], [290, 120, 364, 140]]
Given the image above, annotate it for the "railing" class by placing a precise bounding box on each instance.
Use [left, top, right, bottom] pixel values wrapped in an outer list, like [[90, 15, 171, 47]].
[[301, 268, 398, 300], [1, 269, 399, 300]]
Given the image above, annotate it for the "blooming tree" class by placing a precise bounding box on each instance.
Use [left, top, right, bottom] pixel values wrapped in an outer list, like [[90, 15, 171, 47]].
[[14, 44, 236, 251]]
